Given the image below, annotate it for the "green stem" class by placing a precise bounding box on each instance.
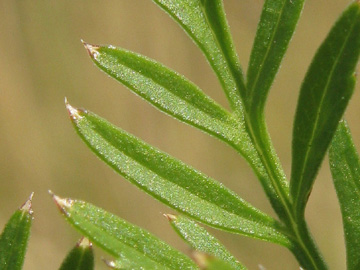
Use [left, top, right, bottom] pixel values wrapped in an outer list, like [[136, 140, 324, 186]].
[[244, 113, 327, 270]]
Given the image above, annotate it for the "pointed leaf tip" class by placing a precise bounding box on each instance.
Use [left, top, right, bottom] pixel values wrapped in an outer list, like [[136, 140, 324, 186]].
[[82, 40, 100, 59], [77, 237, 92, 249], [20, 192, 34, 215], [163, 213, 177, 222], [64, 99, 86, 121], [50, 192, 74, 216]]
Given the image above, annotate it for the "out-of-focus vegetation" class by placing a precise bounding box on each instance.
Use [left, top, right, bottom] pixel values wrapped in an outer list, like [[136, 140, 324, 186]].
[[1, 1, 359, 269]]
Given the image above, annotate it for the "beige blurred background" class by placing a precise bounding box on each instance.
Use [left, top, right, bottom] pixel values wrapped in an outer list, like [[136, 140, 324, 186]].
[[1, 0, 360, 269]]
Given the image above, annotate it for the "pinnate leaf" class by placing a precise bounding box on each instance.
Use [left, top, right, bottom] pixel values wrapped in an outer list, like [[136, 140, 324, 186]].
[[0, 193, 33, 270], [66, 101, 291, 246], [329, 120, 360, 270], [52, 193, 197, 270], [291, 2, 360, 218], [165, 214, 246, 270]]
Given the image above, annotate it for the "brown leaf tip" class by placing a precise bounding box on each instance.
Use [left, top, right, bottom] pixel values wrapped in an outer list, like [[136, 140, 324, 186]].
[[64, 97, 86, 121], [77, 237, 92, 249], [20, 192, 34, 215], [102, 258, 117, 269], [49, 190, 74, 216], [163, 213, 177, 222], [81, 39, 100, 59]]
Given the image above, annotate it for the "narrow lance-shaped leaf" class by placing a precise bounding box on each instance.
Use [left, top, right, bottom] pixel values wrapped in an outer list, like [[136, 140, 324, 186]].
[[329, 120, 360, 270], [65, 100, 291, 246], [83, 43, 247, 151], [59, 237, 94, 270], [165, 214, 246, 270], [153, 0, 246, 111], [291, 2, 360, 218], [51, 193, 197, 270], [246, 0, 305, 117], [0, 193, 34, 270]]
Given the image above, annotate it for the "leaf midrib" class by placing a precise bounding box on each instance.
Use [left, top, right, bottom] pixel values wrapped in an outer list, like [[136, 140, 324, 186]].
[[293, 14, 358, 211]]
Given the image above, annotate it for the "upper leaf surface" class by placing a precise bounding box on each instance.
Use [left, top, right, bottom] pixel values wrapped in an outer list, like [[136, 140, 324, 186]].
[[290, 2, 360, 217], [329, 120, 360, 270], [52, 194, 197, 270], [66, 102, 291, 246], [166, 214, 246, 270], [246, 0, 305, 117], [153, 0, 245, 111], [0, 194, 33, 270], [85, 44, 243, 149]]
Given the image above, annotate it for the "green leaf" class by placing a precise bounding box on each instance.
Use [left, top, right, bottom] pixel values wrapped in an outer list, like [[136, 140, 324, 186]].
[[291, 2, 360, 218], [59, 237, 94, 270], [153, 0, 246, 111], [51, 193, 197, 270], [83, 43, 244, 150], [329, 120, 360, 270], [65, 101, 291, 246], [193, 251, 237, 270], [0, 193, 34, 270], [165, 214, 246, 270], [246, 0, 305, 117]]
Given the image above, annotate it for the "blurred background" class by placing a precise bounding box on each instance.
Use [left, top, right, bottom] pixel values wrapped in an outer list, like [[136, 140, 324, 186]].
[[1, 0, 360, 269]]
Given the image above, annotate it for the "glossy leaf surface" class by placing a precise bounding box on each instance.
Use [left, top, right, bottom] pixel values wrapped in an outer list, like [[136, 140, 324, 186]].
[[153, 0, 245, 111], [330, 120, 360, 270], [66, 102, 291, 246], [291, 2, 360, 217], [246, 0, 305, 116], [0, 194, 33, 270], [52, 194, 197, 270], [166, 214, 245, 270], [59, 238, 94, 270]]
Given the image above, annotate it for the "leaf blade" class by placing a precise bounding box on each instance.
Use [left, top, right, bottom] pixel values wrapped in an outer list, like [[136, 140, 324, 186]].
[[246, 0, 305, 116], [165, 214, 246, 270], [153, 0, 245, 111], [0, 193, 33, 270], [291, 2, 360, 217], [66, 102, 291, 246], [52, 194, 197, 270], [59, 238, 94, 270], [84, 43, 242, 148], [329, 120, 360, 270]]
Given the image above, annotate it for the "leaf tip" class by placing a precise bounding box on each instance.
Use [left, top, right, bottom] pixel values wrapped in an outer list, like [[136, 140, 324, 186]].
[[81, 40, 100, 59], [102, 258, 117, 269], [49, 190, 74, 215], [20, 192, 34, 215], [65, 97, 86, 121], [77, 237, 93, 249], [163, 213, 177, 222]]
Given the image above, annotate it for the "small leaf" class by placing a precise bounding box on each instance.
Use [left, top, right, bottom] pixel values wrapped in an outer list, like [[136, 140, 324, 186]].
[[0, 193, 34, 270], [66, 101, 291, 246], [83, 43, 243, 149], [165, 214, 246, 270], [329, 120, 360, 270], [291, 2, 360, 218], [59, 237, 94, 270], [153, 0, 246, 111], [51, 193, 197, 270], [246, 0, 305, 117]]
